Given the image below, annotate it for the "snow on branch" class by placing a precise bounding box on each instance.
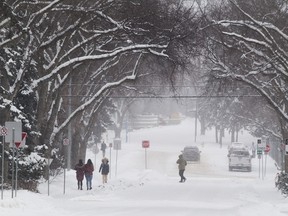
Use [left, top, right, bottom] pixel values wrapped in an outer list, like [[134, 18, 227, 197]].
[[49, 73, 137, 145], [27, 0, 62, 27], [228, 72, 288, 122], [32, 43, 168, 89]]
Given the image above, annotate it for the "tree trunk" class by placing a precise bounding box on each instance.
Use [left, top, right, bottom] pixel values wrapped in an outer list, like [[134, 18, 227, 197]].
[[215, 126, 219, 143], [219, 126, 223, 148], [200, 117, 205, 135], [231, 127, 235, 143], [115, 127, 121, 139]]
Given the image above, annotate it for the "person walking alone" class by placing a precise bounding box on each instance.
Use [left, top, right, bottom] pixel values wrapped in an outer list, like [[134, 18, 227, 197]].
[[74, 159, 85, 190], [100, 141, 107, 157], [84, 159, 94, 190], [99, 158, 109, 184], [176, 154, 187, 183]]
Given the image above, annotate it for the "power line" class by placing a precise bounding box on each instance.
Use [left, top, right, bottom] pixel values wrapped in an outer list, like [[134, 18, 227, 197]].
[[61, 95, 262, 98]]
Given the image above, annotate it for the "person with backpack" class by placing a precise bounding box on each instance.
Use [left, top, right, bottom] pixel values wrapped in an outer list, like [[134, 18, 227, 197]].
[[84, 159, 94, 190], [74, 159, 85, 190], [176, 154, 187, 183], [99, 158, 109, 184]]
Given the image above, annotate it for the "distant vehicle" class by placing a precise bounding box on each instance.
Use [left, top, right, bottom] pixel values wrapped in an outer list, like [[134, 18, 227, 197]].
[[228, 149, 252, 172], [228, 142, 248, 156], [182, 146, 201, 162]]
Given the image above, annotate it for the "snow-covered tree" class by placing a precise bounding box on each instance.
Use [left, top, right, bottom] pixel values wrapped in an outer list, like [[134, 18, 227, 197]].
[[0, 0, 203, 185], [199, 0, 288, 142]]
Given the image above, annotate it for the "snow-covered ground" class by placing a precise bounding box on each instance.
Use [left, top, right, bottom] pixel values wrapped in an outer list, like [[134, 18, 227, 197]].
[[1, 118, 287, 216]]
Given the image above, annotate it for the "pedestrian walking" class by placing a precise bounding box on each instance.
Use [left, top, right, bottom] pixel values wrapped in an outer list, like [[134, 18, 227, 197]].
[[74, 159, 85, 190], [101, 141, 107, 157], [176, 154, 187, 183], [99, 158, 109, 184], [84, 159, 94, 190]]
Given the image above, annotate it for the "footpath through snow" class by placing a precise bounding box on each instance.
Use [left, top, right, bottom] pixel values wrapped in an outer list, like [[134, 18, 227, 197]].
[[1, 118, 288, 216]]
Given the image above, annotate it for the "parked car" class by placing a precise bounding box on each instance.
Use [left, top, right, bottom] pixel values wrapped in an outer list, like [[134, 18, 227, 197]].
[[182, 146, 201, 162], [228, 149, 252, 172]]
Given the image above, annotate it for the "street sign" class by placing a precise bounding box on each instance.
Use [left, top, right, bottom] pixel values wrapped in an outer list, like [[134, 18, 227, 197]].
[[14, 132, 27, 149], [257, 139, 265, 151], [142, 140, 150, 148], [264, 144, 270, 153], [15, 142, 21, 148], [0, 126, 8, 136], [5, 122, 22, 144]]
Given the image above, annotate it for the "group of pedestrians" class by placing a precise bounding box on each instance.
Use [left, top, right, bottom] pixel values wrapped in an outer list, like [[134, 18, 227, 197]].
[[75, 141, 188, 189], [74, 141, 109, 190], [74, 159, 95, 190]]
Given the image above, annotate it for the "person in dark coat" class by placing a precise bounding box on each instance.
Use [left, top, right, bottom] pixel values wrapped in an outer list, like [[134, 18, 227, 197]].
[[100, 141, 107, 157], [74, 159, 84, 190], [176, 154, 187, 183], [99, 158, 109, 184], [84, 159, 94, 190]]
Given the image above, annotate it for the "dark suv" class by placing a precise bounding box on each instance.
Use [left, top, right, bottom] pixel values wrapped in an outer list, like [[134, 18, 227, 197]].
[[182, 146, 201, 162]]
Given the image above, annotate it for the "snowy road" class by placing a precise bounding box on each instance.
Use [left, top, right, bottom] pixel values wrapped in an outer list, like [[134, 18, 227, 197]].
[[1, 118, 288, 216]]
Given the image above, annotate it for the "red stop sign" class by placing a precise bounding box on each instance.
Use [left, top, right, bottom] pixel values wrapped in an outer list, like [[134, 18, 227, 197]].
[[264, 144, 270, 153], [142, 140, 150, 148]]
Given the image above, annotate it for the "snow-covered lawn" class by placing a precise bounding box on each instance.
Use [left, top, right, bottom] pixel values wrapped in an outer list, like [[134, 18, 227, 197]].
[[1, 118, 287, 216]]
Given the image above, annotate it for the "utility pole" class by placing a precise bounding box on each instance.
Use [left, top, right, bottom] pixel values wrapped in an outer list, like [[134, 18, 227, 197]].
[[67, 77, 72, 170]]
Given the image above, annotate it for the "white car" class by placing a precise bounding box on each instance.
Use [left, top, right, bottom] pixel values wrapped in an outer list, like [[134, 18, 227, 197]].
[[228, 149, 252, 172]]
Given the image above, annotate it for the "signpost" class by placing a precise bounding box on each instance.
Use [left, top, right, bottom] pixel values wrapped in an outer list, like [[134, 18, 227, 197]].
[[109, 143, 112, 179], [142, 140, 150, 169], [113, 139, 121, 177], [285, 139, 288, 173], [264, 144, 270, 177], [45, 157, 53, 196], [15, 132, 27, 197], [257, 139, 263, 179], [0, 126, 8, 200]]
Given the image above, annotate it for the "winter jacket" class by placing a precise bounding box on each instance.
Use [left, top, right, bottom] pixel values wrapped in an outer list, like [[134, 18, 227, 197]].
[[176, 154, 187, 170], [99, 163, 109, 175], [84, 163, 94, 176], [99, 158, 109, 175], [101, 142, 107, 151], [74, 163, 85, 181]]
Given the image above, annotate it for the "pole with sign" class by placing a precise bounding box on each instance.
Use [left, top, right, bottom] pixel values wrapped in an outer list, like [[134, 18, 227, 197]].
[[5, 121, 22, 198], [0, 126, 8, 200], [14, 132, 27, 197], [113, 139, 121, 178], [257, 139, 262, 179], [45, 157, 53, 196], [142, 140, 150, 169], [12, 128, 15, 198], [285, 138, 288, 173], [264, 144, 270, 177], [109, 143, 112, 179]]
